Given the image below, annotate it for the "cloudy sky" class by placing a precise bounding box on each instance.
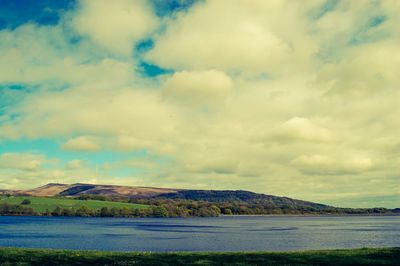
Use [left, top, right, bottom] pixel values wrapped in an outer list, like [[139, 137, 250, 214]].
[[0, 0, 399, 208]]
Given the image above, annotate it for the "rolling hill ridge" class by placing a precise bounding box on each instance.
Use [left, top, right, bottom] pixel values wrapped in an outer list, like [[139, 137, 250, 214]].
[[1, 182, 329, 210], [1, 183, 397, 216]]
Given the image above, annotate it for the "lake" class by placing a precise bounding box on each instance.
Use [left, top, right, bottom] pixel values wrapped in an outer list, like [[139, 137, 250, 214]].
[[0, 216, 399, 252]]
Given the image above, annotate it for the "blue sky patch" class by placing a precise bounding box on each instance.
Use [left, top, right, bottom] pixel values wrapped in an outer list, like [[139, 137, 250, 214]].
[[138, 61, 174, 77], [350, 15, 388, 45], [313, 0, 339, 20], [369, 15, 386, 27], [150, 0, 199, 17], [0, 0, 76, 29], [1, 83, 25, 91], [0, 83, 32, 116], [135, 39, 154, 54]]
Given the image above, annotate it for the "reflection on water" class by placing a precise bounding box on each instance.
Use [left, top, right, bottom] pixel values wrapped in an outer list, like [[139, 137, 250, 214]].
[[0, 215, 399, 252]]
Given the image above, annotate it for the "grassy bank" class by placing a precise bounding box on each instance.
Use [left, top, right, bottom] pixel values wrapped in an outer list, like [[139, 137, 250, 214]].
[[0, 247, 399, 266], [0, 196, 148, 212]]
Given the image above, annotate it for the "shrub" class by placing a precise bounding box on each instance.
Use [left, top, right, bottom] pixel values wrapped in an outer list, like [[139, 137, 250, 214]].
[[152, 206, 169, 217], [21, 199, 31, 205]]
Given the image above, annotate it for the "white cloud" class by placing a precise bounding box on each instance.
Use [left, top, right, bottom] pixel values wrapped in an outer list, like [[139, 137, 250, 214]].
[[163, 70, 233, 104], [62, 136, 100, 152], [291, 154, 373, 175], [73, 0, 158, 55], [0, 24, 135, 86], [0, 86, 178, 147], [0, 153, 45, 171], [276, 117, 333, 142], [146, 0, 320, 75], [66, 159, 85, 170]]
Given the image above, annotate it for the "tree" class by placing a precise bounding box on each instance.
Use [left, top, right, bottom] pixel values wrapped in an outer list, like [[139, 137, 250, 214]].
[[75, 206, 94, 217], [61, 208, 75, 216], [100, 207, 110, 217], [51, 206, 62, 216], [210, 205, 221, 216], [119, 207, 132, 217], [152, 206, 169, 217], [222, 208, 233, 215], [21, 199, 31, 205], [109, 207, 120, 217]]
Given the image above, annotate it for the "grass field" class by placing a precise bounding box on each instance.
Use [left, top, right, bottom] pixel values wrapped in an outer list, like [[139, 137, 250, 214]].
[[0, 247, 399, 266], [0, 196, 148, 212]]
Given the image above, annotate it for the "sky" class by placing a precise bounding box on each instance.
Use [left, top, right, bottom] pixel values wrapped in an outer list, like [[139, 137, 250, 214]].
[[0, 0, 399, 208]]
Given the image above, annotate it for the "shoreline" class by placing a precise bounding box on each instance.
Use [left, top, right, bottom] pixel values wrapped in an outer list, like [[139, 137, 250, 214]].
[[225, 213, 400, 217], [1, 213, 399, 218]]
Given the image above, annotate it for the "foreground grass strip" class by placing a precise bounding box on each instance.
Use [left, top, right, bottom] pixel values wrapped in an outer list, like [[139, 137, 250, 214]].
[[0, 247, 399, 266]]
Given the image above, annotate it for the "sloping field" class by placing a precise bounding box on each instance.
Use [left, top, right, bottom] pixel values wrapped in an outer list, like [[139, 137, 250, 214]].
[[0, 196, 148, 212]]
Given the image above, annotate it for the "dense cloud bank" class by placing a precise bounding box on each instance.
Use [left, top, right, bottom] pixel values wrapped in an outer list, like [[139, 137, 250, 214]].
[[0, 0, 399, 208]]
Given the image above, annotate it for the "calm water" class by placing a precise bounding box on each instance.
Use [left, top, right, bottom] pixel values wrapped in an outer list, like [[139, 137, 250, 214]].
[[0, 216, 399, 252]]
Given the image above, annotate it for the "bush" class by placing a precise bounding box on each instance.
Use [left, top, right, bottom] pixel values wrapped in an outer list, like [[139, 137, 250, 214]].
[[21, 199, 31, 205], [0, 203, 35, 215], [152, 206, 169, 217], [51, 206, 62, 216], [222, 208, 233, 215], [75, 206, 94, 217]]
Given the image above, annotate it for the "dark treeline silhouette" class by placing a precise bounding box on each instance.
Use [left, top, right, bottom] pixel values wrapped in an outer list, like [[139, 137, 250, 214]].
[[0, 202, 220, 218], [127, 198, 392, 216], [75, 194, 394, 216]]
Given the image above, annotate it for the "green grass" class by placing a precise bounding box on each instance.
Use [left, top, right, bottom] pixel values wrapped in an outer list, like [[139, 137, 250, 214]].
[[0, 247, 399, 266], [0, 196, 148, 212]]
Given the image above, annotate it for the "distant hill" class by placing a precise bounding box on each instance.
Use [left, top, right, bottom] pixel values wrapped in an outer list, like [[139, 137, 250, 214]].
[[1, 183, 397, 215], [23, 183, 71, 197], [158, 190, 330, 210], [5, 183, 177, 198], [1, 183, 330, 210]]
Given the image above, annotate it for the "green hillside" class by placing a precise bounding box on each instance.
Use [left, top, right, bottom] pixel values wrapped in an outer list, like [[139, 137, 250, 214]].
[[0, 196, 148, 213]]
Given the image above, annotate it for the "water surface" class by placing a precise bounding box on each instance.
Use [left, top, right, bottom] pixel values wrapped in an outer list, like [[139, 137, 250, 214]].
[[0, 216, 399, 252]]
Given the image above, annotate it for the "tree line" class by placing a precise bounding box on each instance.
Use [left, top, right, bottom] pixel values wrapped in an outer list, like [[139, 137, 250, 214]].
[[0, 202, 220, 218], [76, 194, 395, 216]]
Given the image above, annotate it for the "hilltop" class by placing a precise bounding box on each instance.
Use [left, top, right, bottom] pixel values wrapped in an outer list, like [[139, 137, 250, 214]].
[[18, 183, 178, 198], [2, 182, 328, 210]]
